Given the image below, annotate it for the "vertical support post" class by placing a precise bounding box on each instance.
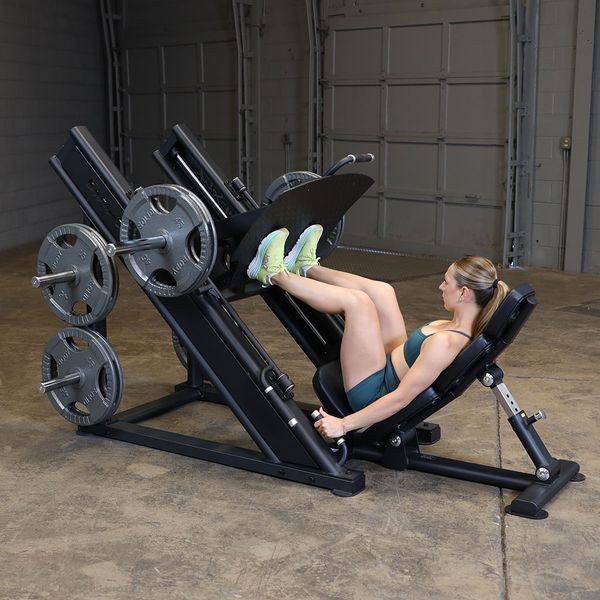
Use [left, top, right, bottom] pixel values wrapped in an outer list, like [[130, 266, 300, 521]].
[[305, 0, 322, 173], [504, 0, 539, 267], [563, 0, 597, 273], [233, 0, 245, 183], [99, 0, 114, 161], [503, 0, 518, 266], [518, 0, 540, 267], [232, 0, 254, 193], [99, 0, 124, 172]]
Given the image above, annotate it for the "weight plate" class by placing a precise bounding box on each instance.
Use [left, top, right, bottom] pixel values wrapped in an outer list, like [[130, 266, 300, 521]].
[[171, 331, 188, 368], [120, 184, 217, 297], [41, 327, 123, 426], [84, 226, 120, 313], [262, 171, 344, 260], [263, 171, 321, 205], [36, 224, 119, 325], [321, 216, 345, 258]]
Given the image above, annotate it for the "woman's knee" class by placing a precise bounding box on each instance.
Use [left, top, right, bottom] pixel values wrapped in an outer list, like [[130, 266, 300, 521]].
[[368, 281, 398, 308], [345, 289, 377, 315]]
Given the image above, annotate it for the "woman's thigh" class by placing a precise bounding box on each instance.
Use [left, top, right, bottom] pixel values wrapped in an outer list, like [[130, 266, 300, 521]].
[[339, 290, 387, 391], [310, 267, 407, 352]]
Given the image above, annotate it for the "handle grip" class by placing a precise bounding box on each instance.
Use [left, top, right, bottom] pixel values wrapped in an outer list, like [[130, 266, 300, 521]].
[[353, 153, 375, 163], [311, 409, 346, 446]]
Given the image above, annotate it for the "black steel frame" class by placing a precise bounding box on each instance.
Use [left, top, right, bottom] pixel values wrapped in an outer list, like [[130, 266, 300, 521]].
[[50, 126, 366, 496]]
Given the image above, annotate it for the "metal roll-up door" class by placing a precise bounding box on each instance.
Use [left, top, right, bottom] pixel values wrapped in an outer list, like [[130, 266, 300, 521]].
[[123, 31, 238, 185], [322, 5, 510, 260]]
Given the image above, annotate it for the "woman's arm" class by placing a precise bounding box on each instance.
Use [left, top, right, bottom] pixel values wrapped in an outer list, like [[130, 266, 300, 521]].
[[315, 333, 461, 439]]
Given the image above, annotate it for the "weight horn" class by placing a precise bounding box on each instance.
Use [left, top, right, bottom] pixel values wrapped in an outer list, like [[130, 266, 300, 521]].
[[106, 235, 167, 257]]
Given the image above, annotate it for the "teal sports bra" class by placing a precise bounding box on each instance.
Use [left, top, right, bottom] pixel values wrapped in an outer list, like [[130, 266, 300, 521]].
[[403, 323, 472, 368]]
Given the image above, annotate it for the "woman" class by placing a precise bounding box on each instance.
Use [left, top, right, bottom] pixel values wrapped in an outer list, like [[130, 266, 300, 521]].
[[247, 224, 509, 440]]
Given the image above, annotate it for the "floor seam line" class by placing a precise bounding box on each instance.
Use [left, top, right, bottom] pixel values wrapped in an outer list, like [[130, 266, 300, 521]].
[[496, 398, 510, 600], [504, 374, 596, 383]]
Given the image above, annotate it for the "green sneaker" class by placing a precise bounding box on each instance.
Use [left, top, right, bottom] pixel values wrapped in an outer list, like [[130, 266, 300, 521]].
[[284, 224, 323, 276], [247, 228, 289, 286]]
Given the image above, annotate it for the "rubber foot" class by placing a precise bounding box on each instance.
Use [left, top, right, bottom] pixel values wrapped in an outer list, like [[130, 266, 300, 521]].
[[505, 505, 548, 520], [332, 489, 355, 497]]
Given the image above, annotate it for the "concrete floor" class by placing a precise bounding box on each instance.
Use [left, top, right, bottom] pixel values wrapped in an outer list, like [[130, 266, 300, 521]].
[[1, 242, 599, 600]]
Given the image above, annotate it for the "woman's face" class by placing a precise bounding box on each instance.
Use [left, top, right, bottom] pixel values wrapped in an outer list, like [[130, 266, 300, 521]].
[[439, 265, 462, 312]]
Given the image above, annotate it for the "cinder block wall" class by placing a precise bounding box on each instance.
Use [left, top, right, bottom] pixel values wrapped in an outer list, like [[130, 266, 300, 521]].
[[531, 0, 577, 269], [532, 0, 599, 273], [0, 0, 106, 252]]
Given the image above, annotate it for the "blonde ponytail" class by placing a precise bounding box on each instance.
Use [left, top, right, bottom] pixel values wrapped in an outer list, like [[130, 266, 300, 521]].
[[452, 256, 510, 338]]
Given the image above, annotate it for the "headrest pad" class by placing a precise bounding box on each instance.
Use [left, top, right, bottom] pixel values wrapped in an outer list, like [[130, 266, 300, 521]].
[[484, 283, 537, 342]]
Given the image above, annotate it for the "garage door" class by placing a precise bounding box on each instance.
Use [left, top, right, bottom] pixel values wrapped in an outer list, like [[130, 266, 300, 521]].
[[323, 5, 510, 260], [122, 31, 238, 185]]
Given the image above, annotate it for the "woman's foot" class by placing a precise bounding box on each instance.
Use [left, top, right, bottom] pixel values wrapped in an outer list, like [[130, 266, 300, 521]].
[[284, 224, 323, 276], [247, 228, 289, 286]]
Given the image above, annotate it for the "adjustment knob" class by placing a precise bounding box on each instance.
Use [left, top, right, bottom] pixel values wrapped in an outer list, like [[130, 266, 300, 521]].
[[527, 410, 546, 425], [482, 373, 495, 387]]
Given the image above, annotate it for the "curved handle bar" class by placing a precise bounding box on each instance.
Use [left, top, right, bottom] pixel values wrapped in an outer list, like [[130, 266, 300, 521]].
[[323, 153, 375, 176]]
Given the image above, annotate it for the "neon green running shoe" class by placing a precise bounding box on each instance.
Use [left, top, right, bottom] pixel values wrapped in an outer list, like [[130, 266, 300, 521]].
[[247, 228, 289, 286], [284, 224, 323, 276]]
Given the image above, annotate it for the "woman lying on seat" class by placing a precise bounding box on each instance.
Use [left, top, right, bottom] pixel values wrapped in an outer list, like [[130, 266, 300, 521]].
[[247, 225, 509, 440]]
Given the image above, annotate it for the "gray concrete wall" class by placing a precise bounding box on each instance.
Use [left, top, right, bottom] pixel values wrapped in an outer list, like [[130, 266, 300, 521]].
[[0, 0, 106, 252]]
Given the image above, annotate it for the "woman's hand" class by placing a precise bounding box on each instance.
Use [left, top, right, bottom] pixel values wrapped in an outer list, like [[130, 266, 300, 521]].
[[314, 407, 346, 439]]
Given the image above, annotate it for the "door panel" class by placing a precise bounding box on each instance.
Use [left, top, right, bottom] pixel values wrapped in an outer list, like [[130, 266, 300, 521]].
[[323, 5, 510, 260], [123, 33, 237, 185]]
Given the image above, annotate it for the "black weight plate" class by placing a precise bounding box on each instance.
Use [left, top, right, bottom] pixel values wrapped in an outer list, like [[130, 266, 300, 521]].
[[171, 331, 188, 368], [36, 224, 118, 325], [179, 186, 218, 278], [84, 227, 120, 313], [320, 215, 345, 259], [120, 184, 217, 297], [263, 171, 321, 205], [41, 327, 123, 426]]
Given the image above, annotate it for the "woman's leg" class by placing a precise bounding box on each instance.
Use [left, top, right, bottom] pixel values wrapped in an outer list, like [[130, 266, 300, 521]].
[[307, 266, 407, 352], [285, 224, 406, 351], [271, 271, 386, 390]]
